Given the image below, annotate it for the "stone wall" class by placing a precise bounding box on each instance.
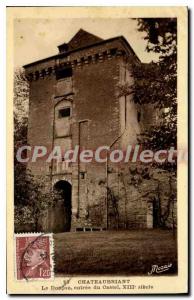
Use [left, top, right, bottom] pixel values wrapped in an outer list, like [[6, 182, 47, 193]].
[[106, 164, 177, 229], [24, 36, 177, 233]]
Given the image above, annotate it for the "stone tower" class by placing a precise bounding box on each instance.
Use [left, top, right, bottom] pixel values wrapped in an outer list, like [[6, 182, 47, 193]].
[[24, 29, 158, 232]]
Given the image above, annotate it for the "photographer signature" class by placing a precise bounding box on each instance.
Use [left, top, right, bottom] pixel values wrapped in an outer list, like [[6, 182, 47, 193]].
[[148, 263, 172, 275]]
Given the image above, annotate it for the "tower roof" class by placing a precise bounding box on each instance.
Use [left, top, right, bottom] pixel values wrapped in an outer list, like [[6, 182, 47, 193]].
[[24, 31, 141, 69], [58, 29, 103, 53]]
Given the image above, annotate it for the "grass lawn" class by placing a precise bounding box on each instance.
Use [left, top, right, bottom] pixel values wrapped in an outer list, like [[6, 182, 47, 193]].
[[54, 229, 177, 276]]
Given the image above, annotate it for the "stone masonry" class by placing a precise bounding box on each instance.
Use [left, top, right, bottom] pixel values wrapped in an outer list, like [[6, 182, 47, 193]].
[[24, 29, 176, 232]]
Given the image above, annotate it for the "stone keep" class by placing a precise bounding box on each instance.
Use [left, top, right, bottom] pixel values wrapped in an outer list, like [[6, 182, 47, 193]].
[[24, 29, 176, 232]]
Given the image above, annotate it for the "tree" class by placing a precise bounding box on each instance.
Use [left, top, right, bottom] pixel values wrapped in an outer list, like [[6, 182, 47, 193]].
[[14, 68, 29, 122], [14, 68, 29, 206], [14, 68, 62, 231], [133, 19, 177, 230], [134, 18, 177, 172]]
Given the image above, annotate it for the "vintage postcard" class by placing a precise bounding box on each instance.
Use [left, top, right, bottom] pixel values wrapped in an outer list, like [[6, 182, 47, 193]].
[[7, 6, 188, 294]]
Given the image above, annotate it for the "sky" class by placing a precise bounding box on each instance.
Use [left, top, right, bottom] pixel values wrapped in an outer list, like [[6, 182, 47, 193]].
[[14, 18, 160, 68]]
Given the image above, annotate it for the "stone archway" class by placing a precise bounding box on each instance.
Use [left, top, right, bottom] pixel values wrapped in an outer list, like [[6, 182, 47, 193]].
[[53, 180, 72, 232]]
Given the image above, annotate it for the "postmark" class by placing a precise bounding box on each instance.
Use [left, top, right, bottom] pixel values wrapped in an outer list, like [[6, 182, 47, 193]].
[[15, 233, 54, 280]]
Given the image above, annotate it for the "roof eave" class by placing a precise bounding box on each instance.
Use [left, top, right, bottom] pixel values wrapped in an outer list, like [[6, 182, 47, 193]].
[[23, 35, 141, 69]]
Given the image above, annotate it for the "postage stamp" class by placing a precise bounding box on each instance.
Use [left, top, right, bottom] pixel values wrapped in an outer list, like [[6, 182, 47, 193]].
[[15, 233, 54, 281]]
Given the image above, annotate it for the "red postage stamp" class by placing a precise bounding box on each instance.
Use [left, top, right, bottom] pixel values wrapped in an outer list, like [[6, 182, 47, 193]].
[[15, 233, 54, 280]]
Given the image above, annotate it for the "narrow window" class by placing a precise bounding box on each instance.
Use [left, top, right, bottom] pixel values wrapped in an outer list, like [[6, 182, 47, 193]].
[[137, 111, 141, 123], [110, 48, 117, 55], [58, 107, 70, 118], [80, 172, 85, 179]]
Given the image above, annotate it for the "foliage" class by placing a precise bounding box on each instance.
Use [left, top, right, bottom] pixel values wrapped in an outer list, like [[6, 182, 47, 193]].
[[14, 173, 64, 230], [136, 18, 177, 57], [133, 19, 177, 171], [14, 68, 29, 207], [14, 68, 63, 230], [14, 68, 29, 122], [118, 19, 177, 162]]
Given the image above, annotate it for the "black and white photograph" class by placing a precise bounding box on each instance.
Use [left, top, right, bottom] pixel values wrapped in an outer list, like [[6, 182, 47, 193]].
[[6, 6, 188, 294]]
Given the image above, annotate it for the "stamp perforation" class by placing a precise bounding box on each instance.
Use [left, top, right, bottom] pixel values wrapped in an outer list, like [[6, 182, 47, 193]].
[[14, 232, 54, 281]]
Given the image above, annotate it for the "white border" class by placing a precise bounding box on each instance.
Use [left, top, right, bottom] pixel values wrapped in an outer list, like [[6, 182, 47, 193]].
[[1, 1, 192, 299]]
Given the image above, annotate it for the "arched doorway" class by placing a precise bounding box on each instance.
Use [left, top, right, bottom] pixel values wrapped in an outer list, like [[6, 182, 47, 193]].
[[54, 180, 72, 232]]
